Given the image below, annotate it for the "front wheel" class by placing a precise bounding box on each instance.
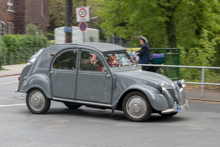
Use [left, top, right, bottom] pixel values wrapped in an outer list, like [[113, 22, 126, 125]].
[[26, 89, 51, 114], [122, 91, 152, 122], [156, 67, 167, 76]]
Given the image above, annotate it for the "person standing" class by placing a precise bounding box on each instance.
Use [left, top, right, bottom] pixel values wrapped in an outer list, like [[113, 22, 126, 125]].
[[136, 36, 150, 71]]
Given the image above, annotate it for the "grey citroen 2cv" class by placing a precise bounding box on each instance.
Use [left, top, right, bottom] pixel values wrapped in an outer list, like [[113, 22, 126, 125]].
[[16, 42, 188, 122]]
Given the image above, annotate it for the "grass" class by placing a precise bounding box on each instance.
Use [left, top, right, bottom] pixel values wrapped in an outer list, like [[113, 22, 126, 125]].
[[184, 73, 220, 90], [1, 67, 8, 70]]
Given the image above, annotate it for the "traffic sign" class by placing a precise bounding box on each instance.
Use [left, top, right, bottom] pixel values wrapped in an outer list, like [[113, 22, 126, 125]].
[[79, 22, 88, 31], [64, 27, 72, 33], [79, 8, 87, 18], [76, 7, 90, 22]]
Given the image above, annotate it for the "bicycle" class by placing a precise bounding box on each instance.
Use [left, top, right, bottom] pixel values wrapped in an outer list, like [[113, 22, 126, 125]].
[[129, 50, 167, 76], [147, 53, 167, 76]]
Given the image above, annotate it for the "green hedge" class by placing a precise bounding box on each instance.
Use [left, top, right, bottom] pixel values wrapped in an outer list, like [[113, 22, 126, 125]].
[[2, 34, 47, 65]]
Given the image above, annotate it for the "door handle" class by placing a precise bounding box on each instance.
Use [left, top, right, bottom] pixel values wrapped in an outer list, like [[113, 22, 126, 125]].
[[50, 71, 54, 74], [107, 75, 111, 78]]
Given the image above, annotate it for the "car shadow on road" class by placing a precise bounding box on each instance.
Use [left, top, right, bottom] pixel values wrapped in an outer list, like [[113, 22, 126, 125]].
[[45, 107, 129, 121], [147, 114, 190, 123], [42, 107, 190, 123]]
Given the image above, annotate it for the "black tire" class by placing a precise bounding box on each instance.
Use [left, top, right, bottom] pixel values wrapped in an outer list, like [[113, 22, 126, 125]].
[[122, 91, 152, 122], [159, 112, 178, 117], [156, 67, 167, 76], [26, 89, 51, 114], [64, 102, 82, 109]]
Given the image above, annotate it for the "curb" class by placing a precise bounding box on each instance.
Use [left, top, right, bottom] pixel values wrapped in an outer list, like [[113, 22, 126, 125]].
[[0, 74, 20, 78], [187, 97, 220, 102]]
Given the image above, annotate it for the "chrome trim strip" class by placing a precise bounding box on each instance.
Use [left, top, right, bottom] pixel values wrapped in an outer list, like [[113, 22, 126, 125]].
[[52, 97, 112, 108]]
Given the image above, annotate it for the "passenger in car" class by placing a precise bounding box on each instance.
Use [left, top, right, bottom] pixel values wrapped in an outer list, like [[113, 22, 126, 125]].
[[95, 56, 104, 71]]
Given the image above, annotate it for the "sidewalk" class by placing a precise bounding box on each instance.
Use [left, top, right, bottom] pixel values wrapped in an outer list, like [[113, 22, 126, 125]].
[[0, 64, 219, 102], [0, 64, 27, 77]]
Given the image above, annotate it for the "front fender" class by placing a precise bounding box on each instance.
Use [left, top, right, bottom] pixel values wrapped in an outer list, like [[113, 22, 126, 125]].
[[19, 73, 52, 98], [114, 84, 169, 111]]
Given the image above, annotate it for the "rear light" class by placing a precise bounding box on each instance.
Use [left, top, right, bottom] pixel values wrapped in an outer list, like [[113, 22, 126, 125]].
[[18, 76, 20, 81]]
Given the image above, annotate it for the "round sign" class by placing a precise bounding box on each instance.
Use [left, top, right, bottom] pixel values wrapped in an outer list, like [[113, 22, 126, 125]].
[[78, 8, 87, 18], [79, 22, 88, 31]]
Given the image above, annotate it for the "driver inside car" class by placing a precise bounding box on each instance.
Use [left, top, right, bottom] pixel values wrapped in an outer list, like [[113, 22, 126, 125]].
[[81, 52, 95, 71]]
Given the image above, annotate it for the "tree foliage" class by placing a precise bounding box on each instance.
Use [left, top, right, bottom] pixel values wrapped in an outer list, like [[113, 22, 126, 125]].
[[99, 0, 220, 67], [26, 23, 44, 36], [49, 0, 103, 28]]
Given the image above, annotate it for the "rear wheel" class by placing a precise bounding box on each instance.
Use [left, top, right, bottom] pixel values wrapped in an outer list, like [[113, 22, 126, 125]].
[[122, 91, 152, 122], [64, 102, 82, 109], [26, 89, 51, 114]]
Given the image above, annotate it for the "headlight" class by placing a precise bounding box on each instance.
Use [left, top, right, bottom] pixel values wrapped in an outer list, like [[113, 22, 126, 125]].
[[177, 79, 186, 88], [158, 82, 166, 93]]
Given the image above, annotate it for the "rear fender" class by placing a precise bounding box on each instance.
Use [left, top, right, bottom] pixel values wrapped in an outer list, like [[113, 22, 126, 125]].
[[18, 64, 32, 90], [19, 73, 52, 98], [113, 84, 169, 112]]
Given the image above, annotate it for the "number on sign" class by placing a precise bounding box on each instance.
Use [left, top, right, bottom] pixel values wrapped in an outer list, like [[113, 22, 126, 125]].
[[80, 10, 86, 17]]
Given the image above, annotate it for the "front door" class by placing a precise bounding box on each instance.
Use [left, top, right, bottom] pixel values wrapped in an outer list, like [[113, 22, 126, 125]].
[[76, 50, 112, 104], [50, 49, 78, 99]]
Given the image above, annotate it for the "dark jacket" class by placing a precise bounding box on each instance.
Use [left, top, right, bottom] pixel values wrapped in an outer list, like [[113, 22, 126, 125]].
[[137, 43, 150, 64]]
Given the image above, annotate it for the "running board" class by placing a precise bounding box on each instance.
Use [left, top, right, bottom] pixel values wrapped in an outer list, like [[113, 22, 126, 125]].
[[52, 97, 112, 108]]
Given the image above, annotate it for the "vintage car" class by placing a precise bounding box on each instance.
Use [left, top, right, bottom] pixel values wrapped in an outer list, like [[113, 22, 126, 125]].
[[16, 42, 188, 122]]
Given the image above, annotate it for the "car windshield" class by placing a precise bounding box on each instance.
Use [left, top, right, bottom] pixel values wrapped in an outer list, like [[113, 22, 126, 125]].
[[103, 52, 134, 68]]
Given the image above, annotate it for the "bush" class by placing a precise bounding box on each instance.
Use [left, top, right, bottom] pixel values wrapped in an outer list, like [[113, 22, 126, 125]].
[[2, 34, 47, 65], [26, 23, 44, 36]]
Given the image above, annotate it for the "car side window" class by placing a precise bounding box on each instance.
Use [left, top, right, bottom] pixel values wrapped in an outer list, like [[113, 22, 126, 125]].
[[80, 51, 105, 72], [53, 50, 77, 70]]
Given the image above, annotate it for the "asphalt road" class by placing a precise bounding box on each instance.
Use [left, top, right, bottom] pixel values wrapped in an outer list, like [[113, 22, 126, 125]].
[[0, 76, 220, 147]]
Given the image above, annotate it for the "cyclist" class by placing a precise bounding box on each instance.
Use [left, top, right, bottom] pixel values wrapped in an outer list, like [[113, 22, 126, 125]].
[[136, 36, 150, 71]]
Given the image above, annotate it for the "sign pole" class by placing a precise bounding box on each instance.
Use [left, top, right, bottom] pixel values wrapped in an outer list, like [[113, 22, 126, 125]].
[[76, 6, 90, 43], [79, 22, 88, 43], [83, 31, 85, 43]]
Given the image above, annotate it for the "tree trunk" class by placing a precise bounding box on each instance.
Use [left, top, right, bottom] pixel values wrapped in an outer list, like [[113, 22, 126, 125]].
[[65, 0, 72, 43], [165, 13, 176, 48]]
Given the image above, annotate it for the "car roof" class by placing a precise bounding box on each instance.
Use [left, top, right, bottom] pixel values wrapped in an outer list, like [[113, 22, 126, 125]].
[[55, 42, 126, 52], [29, 42, 127, 74]]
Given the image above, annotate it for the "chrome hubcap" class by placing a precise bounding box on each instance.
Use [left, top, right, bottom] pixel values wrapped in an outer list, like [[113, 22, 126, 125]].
[[29, 90, 45, 111], [126, 95, 147, 119]]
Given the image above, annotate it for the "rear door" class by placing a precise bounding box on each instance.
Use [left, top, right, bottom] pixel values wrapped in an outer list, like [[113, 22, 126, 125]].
[[50, 49, 78, 99]]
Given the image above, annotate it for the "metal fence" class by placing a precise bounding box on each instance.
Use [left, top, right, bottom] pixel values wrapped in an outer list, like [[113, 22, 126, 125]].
[[127, 48, 182, 80], [137, 64, 220, 98]]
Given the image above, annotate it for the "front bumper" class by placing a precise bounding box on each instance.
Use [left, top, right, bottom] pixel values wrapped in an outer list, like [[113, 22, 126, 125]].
[[161, 99, 189, 114]]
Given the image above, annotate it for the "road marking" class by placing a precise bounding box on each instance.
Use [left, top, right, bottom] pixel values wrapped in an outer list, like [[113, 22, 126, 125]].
[[0, 104, 26, 107], [0, 81, 18, 86]]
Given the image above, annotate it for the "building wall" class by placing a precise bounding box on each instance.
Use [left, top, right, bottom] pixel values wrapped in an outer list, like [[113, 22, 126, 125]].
[[0, 0, 15, 34], [14, 0, 25, 34], [25, 0, 49, 35], [0, 0, 49, 35]]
